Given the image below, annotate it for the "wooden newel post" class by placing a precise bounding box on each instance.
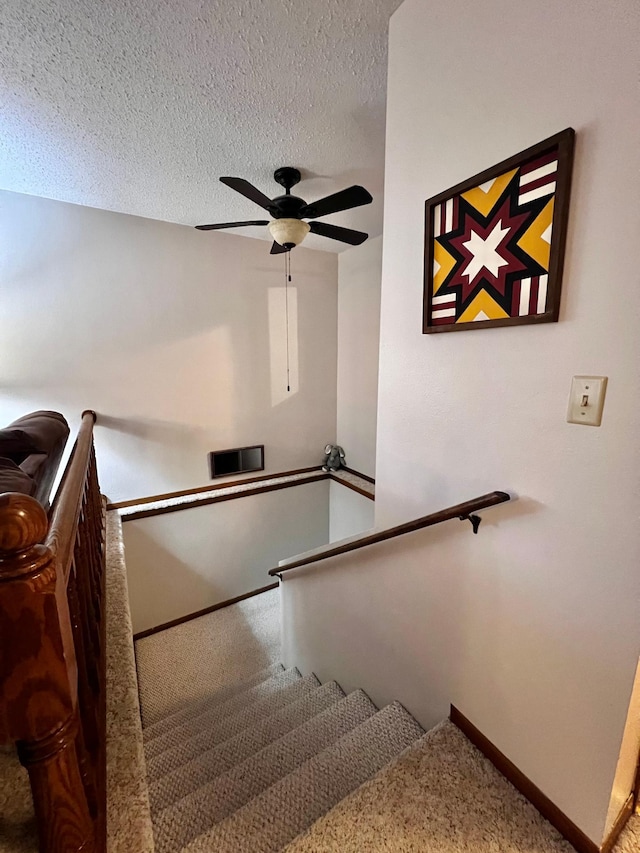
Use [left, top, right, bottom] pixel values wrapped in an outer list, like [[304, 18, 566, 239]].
[[0, 493, 96, 853]]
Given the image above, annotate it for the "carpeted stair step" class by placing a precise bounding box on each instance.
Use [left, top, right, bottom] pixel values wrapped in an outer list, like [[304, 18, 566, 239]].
[[145, 667, 302, 760], [152, 689, 378, 853], [146, 673, 320, 779], [181, 701, 424, 853], [281, 719, 577, 853], [148, 681, 345, 814], [143, 663, 284, 741]]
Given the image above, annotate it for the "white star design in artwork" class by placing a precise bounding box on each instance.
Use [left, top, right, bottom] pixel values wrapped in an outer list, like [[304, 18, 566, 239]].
[[462, 220, 510, 283]]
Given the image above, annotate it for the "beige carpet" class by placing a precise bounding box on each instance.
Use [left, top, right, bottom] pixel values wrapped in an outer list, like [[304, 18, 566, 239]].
[[284, 720, 640, 853], [284, 720, 576, 853], [105, 510, 155, 853], [615, 812, 639, 853], [131, 581, 640, 853], [175, 701, 424, 853], [147, 679, 344, 814], [135, 586, 281, 726], [151, 688, 379, 852]]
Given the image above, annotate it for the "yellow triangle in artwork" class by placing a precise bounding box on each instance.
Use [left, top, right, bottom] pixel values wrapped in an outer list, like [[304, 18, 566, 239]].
[[433, 241, 457, 295], [461, 169, 518, 216], [517, 198, 554, 271], [457, 290, 509, 323]]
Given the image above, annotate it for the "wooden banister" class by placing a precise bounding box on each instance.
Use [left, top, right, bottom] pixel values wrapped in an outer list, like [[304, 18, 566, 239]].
[[269, 490, 511, 578], [47, 410, 97, 579], [0, 411, 106, 853]]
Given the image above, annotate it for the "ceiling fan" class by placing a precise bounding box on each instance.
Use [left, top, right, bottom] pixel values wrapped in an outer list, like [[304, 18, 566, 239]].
[[195, 167, 373, 253]]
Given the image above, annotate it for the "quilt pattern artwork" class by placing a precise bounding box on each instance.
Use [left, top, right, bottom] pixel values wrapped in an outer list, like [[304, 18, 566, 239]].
[[423, 129, 574, 333]]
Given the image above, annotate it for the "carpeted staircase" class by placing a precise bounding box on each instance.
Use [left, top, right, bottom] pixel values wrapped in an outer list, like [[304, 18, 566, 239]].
[[3, 515, 637, 852], [143, 663, 425, 852], [121, 516, 639, 853]]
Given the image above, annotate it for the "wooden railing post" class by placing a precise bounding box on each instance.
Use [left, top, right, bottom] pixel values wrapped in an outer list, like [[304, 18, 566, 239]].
[[0, 493, 95, 853]]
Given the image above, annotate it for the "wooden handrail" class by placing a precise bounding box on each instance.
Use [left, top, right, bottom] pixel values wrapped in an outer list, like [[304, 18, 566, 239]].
[[269, 490, 511, 577], [46, 409, 97, 580], [0, 410, 106, 853]]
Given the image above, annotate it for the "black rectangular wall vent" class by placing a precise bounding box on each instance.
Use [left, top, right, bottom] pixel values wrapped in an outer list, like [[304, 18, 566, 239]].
[[209, 445, 265, 478]]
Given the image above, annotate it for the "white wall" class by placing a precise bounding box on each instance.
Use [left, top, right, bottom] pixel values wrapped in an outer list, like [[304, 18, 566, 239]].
[[336, 236, 382, 477], [283, 0, 640, 844], [329, 480, 374, 542], [123, 480, 329, 634], [328, 236, 382, 541], [0, 190, 338, 502]]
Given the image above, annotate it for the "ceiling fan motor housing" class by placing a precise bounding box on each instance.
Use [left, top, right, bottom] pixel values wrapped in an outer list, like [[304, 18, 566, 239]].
[[270, 194, 306, 218]]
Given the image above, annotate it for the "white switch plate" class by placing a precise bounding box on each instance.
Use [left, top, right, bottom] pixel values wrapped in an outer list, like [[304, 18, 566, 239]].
[[567, 376, 608, 426]]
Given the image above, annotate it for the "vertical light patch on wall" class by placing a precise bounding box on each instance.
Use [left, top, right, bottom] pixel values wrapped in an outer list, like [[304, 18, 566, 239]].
[[605, 656, 640, 835], [268, 286, 299, 406]]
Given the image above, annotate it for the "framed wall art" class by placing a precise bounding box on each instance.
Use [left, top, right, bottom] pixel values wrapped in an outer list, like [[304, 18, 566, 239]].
[[423, 128, 575, 333]]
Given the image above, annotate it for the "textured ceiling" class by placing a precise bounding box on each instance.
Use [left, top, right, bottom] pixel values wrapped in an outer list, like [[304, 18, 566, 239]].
[[0, 0, 402, 251]]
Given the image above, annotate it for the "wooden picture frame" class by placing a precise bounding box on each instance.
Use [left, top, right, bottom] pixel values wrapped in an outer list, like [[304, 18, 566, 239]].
[[423, 128, 575, 333]]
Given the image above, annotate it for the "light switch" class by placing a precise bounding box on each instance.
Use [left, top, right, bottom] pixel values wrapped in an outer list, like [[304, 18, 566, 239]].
[[567, 376, 608, 426]]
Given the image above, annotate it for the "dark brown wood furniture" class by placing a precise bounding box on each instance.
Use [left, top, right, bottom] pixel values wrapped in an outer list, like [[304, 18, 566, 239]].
[[0, 410, 106, 853]]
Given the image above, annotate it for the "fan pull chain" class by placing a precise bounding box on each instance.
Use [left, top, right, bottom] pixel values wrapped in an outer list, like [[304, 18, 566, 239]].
[[284, 251, 291, 392]]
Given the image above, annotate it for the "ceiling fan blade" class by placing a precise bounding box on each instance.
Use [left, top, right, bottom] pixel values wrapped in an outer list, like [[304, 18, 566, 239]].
[[195, 220, 269, 231], [219, 177, 275, 213], [300, 185, 372, 219], [309, 221, 368, 245], [270, 241, 289, 254]]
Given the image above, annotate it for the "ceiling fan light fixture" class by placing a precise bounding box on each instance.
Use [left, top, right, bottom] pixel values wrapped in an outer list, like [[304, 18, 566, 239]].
[[268, 218, 310, 249], [197, 170, 372, 251]]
